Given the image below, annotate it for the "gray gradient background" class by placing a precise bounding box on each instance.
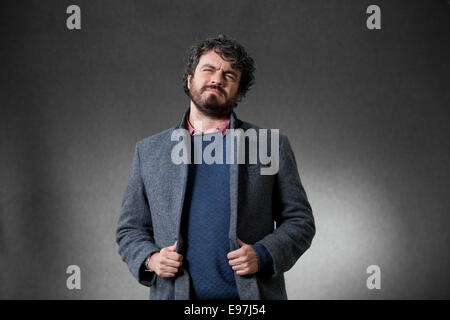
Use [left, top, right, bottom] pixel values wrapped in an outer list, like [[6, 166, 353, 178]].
[[1, 0, 449, 299]]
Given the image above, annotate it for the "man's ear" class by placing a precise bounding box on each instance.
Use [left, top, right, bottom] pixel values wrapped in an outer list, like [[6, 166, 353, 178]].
[[187, 74, 192, 90]]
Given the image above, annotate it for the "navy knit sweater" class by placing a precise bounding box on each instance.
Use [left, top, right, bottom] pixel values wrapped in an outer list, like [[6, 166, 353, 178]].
[[181, 132, 273, 300]]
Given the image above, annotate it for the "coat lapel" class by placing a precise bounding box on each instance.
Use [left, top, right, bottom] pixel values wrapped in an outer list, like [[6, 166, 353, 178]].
[[172, 107, 191, 300], [228, 111, 240, 250], [228, 112, 261, 300], [172, 107, 190, 253]]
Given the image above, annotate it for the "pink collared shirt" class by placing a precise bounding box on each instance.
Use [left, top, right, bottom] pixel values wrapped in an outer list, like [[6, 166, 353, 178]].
[[186, 116, 230, 136]]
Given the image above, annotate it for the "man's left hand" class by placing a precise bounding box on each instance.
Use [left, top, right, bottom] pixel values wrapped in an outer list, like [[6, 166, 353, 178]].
[[227, 238, 258, 276]]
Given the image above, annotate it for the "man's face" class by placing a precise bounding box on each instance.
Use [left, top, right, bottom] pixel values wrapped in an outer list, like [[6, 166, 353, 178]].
[[187, 50, 242, 119]]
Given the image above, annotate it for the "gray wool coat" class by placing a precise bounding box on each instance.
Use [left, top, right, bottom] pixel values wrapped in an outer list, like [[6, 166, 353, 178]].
[[116, 108, 315, 300]]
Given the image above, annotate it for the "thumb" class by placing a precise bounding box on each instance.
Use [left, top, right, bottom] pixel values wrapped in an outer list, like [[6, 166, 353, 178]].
[[237, 238, 246, 247], [168, 241, 177, 251]]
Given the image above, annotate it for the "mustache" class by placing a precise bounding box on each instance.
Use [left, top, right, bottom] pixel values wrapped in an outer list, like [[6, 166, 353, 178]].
[[202, 85, 226, 96]]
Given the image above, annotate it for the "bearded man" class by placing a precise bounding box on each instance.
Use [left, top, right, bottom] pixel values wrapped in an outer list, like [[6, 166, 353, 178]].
[[116, 34, 315, 300]]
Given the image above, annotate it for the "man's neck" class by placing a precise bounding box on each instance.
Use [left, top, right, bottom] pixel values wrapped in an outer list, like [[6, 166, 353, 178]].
[[188, 103, 229, 133]]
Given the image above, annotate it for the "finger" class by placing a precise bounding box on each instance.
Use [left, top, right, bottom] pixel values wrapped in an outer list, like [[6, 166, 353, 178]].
[[236, 269, 249, 276], [237, 238, 246, 247], [232, 264, 246, 271], [166, 251, 183, 262], [163, 258, 182, 268], [167, 241, 177, 252], [227, 248, 243, 260], [161, 265, 179, 273], [228, 257, 244, 266], [160, 272, 176, 278]]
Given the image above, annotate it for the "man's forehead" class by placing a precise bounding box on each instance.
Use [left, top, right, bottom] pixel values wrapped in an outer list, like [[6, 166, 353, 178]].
[[197, 50, 240, 73]]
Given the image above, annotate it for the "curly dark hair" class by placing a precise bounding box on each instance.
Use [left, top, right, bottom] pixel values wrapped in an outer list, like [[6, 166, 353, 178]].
[[182, 34, 256, 102]]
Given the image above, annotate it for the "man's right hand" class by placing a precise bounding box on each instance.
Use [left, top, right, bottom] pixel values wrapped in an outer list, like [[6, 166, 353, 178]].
[[147, 241, 183, 278]]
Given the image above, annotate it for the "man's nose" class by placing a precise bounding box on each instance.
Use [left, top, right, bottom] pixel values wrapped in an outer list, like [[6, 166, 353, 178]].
[[210, 71, 225, 86]]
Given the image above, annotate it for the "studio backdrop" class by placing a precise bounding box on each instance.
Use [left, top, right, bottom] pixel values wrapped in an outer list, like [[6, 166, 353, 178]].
[[1, 0, 449, 299]]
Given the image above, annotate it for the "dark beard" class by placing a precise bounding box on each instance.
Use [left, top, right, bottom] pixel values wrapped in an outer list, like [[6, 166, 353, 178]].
[[189, 86, 237, 119]]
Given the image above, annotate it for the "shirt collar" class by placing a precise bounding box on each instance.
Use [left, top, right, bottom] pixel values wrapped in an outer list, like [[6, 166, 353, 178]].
[[186, 113, 230, 136]]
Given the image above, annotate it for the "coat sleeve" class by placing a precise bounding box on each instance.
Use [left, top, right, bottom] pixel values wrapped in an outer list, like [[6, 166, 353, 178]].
[[256, 134, 316, 277], [116, 142, 160, 287]]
